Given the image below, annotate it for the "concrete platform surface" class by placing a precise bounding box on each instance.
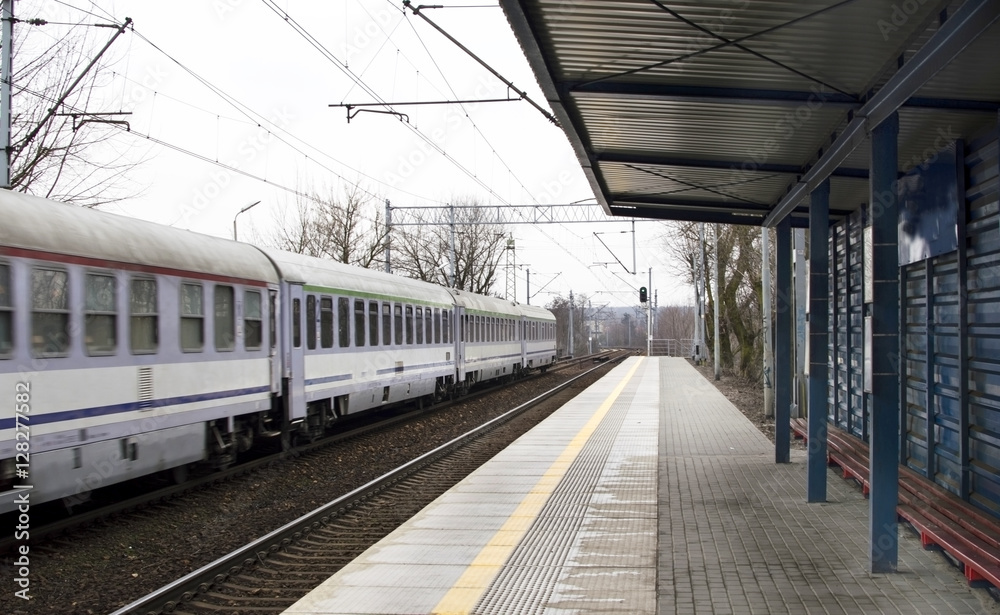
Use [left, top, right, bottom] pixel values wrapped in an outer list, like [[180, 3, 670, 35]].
[[281, 357, 998, 615]]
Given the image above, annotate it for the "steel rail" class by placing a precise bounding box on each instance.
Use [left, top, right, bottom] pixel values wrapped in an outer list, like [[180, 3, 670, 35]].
[[109, 352, 626, 615]]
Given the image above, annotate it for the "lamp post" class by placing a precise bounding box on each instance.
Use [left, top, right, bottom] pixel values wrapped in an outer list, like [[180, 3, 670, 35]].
[[233, 200, 260, 241]]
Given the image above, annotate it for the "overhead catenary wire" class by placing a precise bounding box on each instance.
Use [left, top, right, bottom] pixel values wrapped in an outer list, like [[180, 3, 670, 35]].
[[401, 0, 558, 127], [258, 0, 509, 205], [30, 1, 643, 301], [125, 27, 441, 205]]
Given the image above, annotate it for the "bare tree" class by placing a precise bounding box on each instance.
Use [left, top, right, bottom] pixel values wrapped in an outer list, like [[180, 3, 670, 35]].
[[8, 10, 142, 207], [268, 196, 328, 257], [393, 197, 507, 295], [655, 304, 695, 341], [661, 222, 764, 380], [545, 292, 593, 355], [265, 184, 387, 268]]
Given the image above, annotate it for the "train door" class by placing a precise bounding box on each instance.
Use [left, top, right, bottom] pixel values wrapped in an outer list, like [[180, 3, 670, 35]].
[[283, 282, 306, 421], [454, 305, 465, 381], [269, 289, 281, 395], [520, 315, 528, 367]]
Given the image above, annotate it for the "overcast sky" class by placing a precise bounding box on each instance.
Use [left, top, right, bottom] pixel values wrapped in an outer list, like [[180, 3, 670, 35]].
[[22, 0, 692, 307]]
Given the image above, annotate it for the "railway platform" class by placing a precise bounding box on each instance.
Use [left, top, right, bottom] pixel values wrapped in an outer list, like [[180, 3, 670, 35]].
[[283, 357, 997, 614]]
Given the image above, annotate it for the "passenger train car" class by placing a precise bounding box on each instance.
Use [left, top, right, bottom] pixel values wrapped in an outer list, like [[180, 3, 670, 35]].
[[0, 191, 556, 514]]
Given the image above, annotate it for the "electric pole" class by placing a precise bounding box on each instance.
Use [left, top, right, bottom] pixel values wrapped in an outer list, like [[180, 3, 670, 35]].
[[762, 227, 774, 418], [568, 290, 575, 356], [384, 199, 392, 273], [714, 224, 721, 380], [1, 0, 13, 188]]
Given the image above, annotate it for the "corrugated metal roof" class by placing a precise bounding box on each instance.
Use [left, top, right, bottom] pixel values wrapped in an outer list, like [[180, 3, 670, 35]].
[[501, 0, 1000, 226]]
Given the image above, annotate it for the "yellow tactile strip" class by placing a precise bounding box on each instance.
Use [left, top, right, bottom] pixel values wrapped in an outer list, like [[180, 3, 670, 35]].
[[430, 358, 645, 615]]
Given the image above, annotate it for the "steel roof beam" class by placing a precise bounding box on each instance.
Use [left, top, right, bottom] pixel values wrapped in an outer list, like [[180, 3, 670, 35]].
[[568, 82, 859, 107], [595, 152, 869, 179], [569, 82, 1000, 113], [608, 202, 810, 227], [763, 0, 1000, 228]]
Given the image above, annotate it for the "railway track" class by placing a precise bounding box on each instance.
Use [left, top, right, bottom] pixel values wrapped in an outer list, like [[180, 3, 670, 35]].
[[110, 352, 627, 615], [0, 350, 617, 557]]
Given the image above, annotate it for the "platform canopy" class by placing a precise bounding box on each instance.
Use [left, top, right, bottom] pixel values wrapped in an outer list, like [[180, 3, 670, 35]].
[[499, 0, 1000, 227]]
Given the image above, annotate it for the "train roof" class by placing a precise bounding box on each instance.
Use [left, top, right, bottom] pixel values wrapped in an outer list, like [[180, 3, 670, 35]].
[[0, 190, 279, 284], [259, 248, 456, 306], [448, 288, 555, 321], [517, 302, 557, 322]]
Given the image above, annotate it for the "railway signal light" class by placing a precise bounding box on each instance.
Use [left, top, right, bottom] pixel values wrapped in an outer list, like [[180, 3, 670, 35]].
[[639, 286, 647, 303]]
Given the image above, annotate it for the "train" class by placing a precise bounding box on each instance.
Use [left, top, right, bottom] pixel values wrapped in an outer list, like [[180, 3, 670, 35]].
[[0, 190, 557, 514]]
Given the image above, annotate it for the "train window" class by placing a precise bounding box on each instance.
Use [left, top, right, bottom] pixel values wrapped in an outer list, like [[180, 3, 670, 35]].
[[306, 295, 317, 350], [382, 303, 391, 346], [84, 273, 117, 355], [245, 290, 262, 350], [130, 277, 158, 354], [368, 301, 379, 346], [320, 297, 333, 348], [354, 299, 365, 347], [269, 291, 277, 350], [32, 268, 71, 357], [415, 307, 423, 344], [180, 283, 204, 352], [405, 305, 413, 344], [442, 309, 449, 344], [338, 297, 349, 347], [293, 298, 301, 348], [215, 285, 235, 351], [394, 304, 402, 345], [434, 309, 441, 344], [0, 263, 11, 357]]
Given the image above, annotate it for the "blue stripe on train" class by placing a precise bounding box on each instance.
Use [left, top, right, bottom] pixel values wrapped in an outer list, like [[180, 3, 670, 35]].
[[0, 385, 272, 430]]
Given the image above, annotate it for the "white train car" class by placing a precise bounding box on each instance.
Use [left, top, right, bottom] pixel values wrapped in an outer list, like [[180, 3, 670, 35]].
[[260, 249, 458, 440], [450, 290, 525, 390], [0, 191, 280, 514], [449, 291, 556, 389], [518, 302, 558, 371], [0, 189, 560, 514]]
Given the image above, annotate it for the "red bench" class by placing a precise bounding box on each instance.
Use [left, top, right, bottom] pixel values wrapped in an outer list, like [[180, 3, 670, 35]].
[[791, 417, 1000, 588]]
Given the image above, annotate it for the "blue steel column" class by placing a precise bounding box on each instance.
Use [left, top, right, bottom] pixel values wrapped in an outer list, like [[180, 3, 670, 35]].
[[869, 111, 900, 573], [808, 180, 830, 501], [775, 217, 792, 464]]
